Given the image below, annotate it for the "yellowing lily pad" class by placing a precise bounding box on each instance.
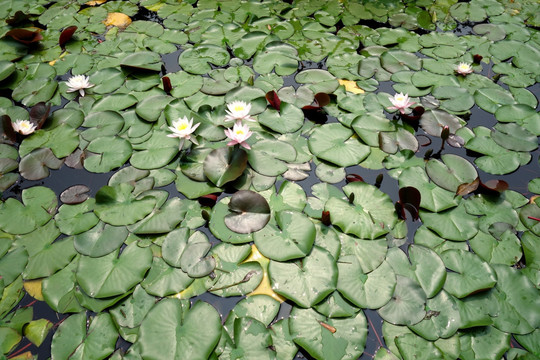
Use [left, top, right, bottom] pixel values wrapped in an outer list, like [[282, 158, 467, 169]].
[[23, 279, 44, 301], [86, 0, 106, 5], [243, 244, 286, 303], [338, 79, 365, 94], [103, 13, 132, 29]]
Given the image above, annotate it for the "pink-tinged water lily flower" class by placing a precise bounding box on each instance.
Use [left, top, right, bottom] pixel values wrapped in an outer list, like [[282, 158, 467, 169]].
[[12, 119, 36, 135], [387, 92, 415, 114], [167, 117, 200, 148], [225, 100, 255, 123], [65, 75, 94, 96], [224, 122, 252, 149], [456, 62, 473, 76]]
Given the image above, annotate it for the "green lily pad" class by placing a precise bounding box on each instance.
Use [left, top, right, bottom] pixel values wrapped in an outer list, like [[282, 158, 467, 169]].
[[0, 186, 56, 235], [308, 123, 370, 167], [295, 69, 339, 94], [204, 146, 248, 187], [468, 229, 521, 266], [394, 333, 444, 360], [488, 264, 540, 334], [224, 190, 271, 234], [224, 295, 280, 331], [408, 290, 462, 340], [179, 44, 230, 75], [51, 312, 118, 360], [258, 102, 304, 134], [459, 326, 510, 360], [81, 111, 124, 142], [491, 123, 538, 152], [19, 124, 79, 158], [337, 256, 396, 309], [109, 285, 155, 329], [140, 257, 193, 297], [378, 275, 426, 326], [379, 126, 419, 154], [441, 249, 497, 298], [136, 299, 221, 359], [12, 77, 58, 107], [209, 243, 263, 297], [220, 316, 276, 360], [24, 318, 53, 347], [130, 130, 179, 170], [420, 109, 464, 137], [254, 210, 315, 261], [0, 61, 15, 82], [127, 198, 186, 234], [289, 307, 367, 360], [84, 136, 132, 173], [352, 113, 395, 147], [325, 181, 398, 239], [474, 87, 515, 114], [268, 245, 337, 308], [120, 51, 162, 72], [22, 225, 76, 280], [73, 222, 128, 257], [425, 154, 478, 193], [76, 242, 153, 298], [420, 202, 479, 241], [0, 247, 27, 286], [253, 42, 299, 76], [135, 95, 174, 122], [41, 257, 83, 314], [381, 50, 422, 73], [398, 166, 459, 212], [408, 244, 446, 298], [92, 94, 138, 112], [19, 148, 63, 181], [55, 199, 99, 236], [209, 198, 254, 244], [247, 139, 297, 177], [313, 291, 360, 319], [465, 126, 531, 175]]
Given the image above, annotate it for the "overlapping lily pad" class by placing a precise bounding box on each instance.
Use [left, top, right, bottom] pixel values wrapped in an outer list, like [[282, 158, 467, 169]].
[[0, 1, 539, 360]]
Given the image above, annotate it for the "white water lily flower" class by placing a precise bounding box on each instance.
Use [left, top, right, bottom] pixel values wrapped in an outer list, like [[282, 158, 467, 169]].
[[387, 92, 415, 114], [65, 75, 94, 96], [12, 119, 36, 135], [167, 117, 200, 146], [224, 122, 253, 149], [456, 62, 473, 75], [225, 100, 255, 123]]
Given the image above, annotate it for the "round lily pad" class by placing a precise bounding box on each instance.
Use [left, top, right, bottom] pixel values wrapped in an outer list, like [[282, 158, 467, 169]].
[[253, 210, 315, 261], [268, 245, 337, 308], [224, 190, 271, 234], [425, 154, 478, 193], [289, 307, 367, 360], [136, 299, 221, 359], [76, 242, 153, 299], [308, 123, 370, 167], [377, 275, 426, 326]]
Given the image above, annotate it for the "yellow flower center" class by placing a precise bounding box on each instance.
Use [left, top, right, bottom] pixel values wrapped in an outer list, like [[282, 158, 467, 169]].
[[396, 96, 404, 102], [234, 105, 245, 112], [21, 122, 31, 129], [235, 129, 245, 135], [177, 123, 188, 131]]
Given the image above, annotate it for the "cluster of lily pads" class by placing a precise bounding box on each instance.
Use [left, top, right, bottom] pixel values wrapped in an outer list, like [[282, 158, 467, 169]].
[[0, 0, 539, 359]]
